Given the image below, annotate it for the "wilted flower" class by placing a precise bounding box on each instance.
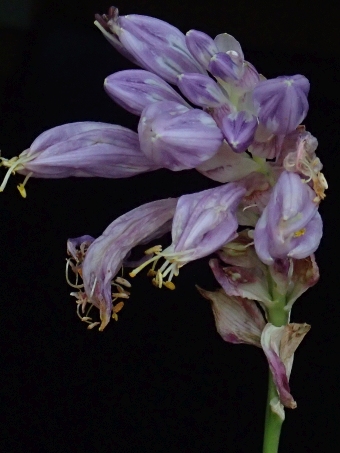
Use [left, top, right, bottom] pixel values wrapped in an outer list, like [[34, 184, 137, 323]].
[[198, 285, 310, 414], [67, 198, 177, 330]]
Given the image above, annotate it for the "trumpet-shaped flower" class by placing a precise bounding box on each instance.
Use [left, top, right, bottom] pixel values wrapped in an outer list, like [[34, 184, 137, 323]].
[[130, 183, 245, 288], [0, 122, 159, 197]]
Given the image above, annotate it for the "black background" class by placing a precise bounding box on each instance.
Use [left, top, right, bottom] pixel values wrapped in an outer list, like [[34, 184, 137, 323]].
[[0, 1, 339, 452]]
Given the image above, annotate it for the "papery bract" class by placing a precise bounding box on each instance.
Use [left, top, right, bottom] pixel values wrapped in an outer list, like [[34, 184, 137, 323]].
[[195, 142, 261, 183], [198, 287, 265, 347], [261, 323, 311, 412]]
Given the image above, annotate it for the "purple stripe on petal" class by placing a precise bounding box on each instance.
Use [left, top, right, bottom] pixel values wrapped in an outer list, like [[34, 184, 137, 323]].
[[177, 72, 229, 108], [220, 111, 258, 153], [253, 75, 310, 135], [185, 29, 218, 68], [117, 15, 206, 84], [138, 101, 223, 171], [105, 70, 189, 115]]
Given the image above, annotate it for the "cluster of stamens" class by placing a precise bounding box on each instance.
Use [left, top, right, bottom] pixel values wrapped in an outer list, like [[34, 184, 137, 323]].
[[66, 240, 131, 329], [0, 151, 35, 197], [129, 245, 183, 290]]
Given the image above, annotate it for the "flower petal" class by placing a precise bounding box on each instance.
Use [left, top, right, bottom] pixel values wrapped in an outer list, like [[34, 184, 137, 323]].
[[138, 101, 223, 170], [104, 70, 189, 115]]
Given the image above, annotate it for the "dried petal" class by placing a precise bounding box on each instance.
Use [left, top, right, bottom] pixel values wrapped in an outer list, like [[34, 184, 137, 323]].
[[198, 287, 265, 346]]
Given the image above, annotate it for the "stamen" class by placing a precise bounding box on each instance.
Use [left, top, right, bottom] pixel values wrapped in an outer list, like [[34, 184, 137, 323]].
[[144, 245, 162, 255], [17, 172, 33, 198], [112, 292, 129, 299], [87, 322, 101, 330], [89, 276, 98, 298], [293, 228, 306, 238], [65, 259, 84, 289], [115, 276, 131, 287], [129, 254, 161, 277], [0, 152, 35, 194]]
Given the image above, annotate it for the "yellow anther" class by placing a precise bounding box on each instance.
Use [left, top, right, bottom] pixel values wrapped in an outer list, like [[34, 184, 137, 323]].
[[163, 281, 176, 290], [87, 321, 101, 329], [113, 301, 124, 313], [293, 228, 306, 238], [144, 245, 162, 255], [112, 313, 118, 321], [115, 276, 131, 287], [147, 269, 157, 277], [112, 292, 129, 299]]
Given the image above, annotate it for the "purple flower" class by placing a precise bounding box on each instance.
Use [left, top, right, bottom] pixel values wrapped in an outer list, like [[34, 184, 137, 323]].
[[104, 70, 190, 115], [130, 183, 245, 288], [67, 198, 177, 331], [254, 171, 323, 265], [95, 7, 206, 84], [138, 101, 224, 170], [220, 110, 258, 153], [253, 75, 310, 135], [0, 122, 159, 197]]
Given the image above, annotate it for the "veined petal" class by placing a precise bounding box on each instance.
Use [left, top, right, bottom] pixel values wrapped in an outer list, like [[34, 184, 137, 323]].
[[117, 15, 206, 84], [171, 183, 245, 258], [261, 323, 310, 410], [0, 122, 159, 196], [253, 75, 310, 135], [185, 29, 218, 68], [209, 51, 243, 82], [104, 70, 189, 115], [129, 184, 245, 288], [77, 198, 177, 330], [254, 171, 322, 265], [177, 73, 229, 108], [220, 110, 258, 153], [138, 101, 223, 170], [197, 287, 265, 346]]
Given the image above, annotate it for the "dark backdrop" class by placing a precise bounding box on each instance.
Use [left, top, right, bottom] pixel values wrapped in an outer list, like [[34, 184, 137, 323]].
[[1, 1, 339, 452]]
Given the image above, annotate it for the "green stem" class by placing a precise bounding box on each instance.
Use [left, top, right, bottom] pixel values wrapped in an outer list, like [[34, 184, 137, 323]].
[[262, 296, 289, 453]]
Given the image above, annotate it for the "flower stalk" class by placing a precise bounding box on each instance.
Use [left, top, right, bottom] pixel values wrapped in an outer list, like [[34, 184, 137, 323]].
[[262, 294, 289, 453]]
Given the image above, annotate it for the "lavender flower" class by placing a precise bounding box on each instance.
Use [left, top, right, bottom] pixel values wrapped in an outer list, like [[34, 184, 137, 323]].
[[138, 101, 224, 170], [67, 198, 177, 331], [0, 122, 159, 197], [254, 171, 323, 265], [130, 183, 245, 288]]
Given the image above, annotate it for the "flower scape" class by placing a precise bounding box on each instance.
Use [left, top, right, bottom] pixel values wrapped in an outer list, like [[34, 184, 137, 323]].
[[0, 5, 327, 446]]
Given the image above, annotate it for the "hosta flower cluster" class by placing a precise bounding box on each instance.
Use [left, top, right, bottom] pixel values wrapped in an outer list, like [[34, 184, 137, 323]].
[[0, 6, 326, 419]]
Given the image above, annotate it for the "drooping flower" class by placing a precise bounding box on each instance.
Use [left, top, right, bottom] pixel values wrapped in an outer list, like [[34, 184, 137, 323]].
[[67, 198, 177, 331], [254, 171, 323, 265], [0, 122, 159, 197], [129, 183, 246, 288]]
